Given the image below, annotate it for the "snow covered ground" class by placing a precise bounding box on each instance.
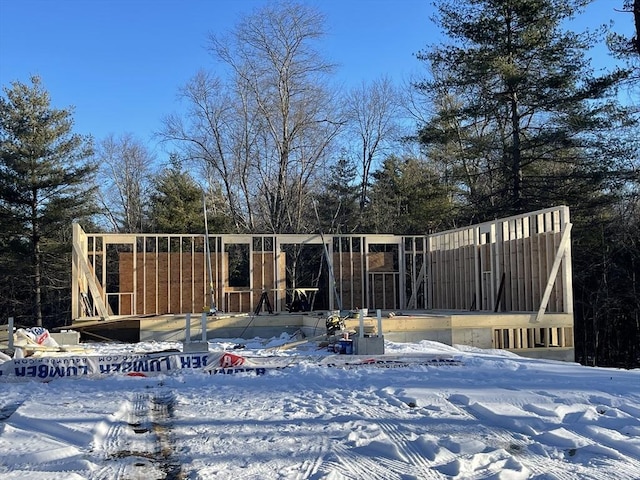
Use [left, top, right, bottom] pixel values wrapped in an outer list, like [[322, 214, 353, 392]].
[[1, 337, 639, 480]]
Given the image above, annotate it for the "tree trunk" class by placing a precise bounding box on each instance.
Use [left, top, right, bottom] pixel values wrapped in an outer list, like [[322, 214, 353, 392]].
[[510, 91, 522, 212], [34, 243, 42, 327], [31, 196, 43, 327]]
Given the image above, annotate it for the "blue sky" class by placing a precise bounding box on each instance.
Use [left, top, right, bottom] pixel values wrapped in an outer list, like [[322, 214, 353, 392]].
[[0, 0, 633, 152]]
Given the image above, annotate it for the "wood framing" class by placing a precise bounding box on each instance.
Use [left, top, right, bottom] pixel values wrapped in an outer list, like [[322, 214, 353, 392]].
[[424, 206, 572, 314], [72, 206, 573, 319]]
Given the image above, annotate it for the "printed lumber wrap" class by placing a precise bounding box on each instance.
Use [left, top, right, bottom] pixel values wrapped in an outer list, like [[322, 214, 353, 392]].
[[0, 350, 462, 382]]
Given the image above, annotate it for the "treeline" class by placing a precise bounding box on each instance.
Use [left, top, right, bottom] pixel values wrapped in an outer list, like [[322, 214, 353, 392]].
[[1, 0, 638, 367]]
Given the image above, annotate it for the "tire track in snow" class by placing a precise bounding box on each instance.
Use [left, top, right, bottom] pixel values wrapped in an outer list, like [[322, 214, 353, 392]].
[[94, 420, 127, 457], [129, 392, 150, 431], [375, 419, 444, 479], [374, 388, 461, 477], [92, 392, 161, 480], [349, 391, 446, 479], [295, 443, 325, 480], [92, 462, 128, 480], [320, 442, 401, 480], [295, 388, 410, 480], [92, 387, 183, 480]]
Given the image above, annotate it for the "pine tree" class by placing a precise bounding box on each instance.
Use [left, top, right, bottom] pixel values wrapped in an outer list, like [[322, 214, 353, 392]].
[[416, 0, 636, 220], [0, 76, 96, 326], [414, 0, 640, 365], [148, 155, 234, 234], [314, 156, 359, 233], [149, 157, 205, 234], [365, 156, 455, 235]]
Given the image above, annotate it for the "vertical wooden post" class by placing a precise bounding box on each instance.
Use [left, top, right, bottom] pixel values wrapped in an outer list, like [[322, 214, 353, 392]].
[[493, 223, 502, 312], [427, 235, 433, 309], [8, 317, 13, 349], [398, 237, 406, 309], [561, 206, 573, 314], [364, 236, 370, 309], [201, 311, 207, 342]]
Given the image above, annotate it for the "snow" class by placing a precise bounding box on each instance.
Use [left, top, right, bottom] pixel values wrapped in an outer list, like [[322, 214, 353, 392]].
[[1, 337, 639, 479]]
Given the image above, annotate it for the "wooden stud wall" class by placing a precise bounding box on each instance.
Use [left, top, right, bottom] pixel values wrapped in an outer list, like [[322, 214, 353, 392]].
[[426, 206, 572, 313], [334, 252, 365, 310], [119, 252, 212, 315], [72, 206, 572, 319], [117, 249, 285, 316], [427, 227, 478, 310]]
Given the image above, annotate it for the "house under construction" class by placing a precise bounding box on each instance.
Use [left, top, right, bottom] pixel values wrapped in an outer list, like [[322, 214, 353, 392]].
[[71, 205, 574, 361]]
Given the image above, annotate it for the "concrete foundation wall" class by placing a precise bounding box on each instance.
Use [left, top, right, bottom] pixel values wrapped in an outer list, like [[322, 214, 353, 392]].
[[451, 328, 493, 349], [383, 330, 453, 344], [512, 348, 575, 362], [82, 310, 575, 360]]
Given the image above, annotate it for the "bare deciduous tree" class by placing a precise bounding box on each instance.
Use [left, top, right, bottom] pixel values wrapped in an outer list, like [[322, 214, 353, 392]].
[[97, 133, 155, 232], [344, 77, 402, 212], [162, 72, 254, 232], [163, 1, 343, 233]]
